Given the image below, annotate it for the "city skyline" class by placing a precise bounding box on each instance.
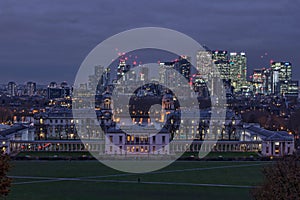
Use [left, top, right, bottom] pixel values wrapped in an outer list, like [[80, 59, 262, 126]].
[[0, 51, 297, 86], [0, 0, 299, 84]]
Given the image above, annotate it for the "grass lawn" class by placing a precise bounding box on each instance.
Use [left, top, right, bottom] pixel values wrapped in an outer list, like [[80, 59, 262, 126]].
[[6, 160, 267, 200], [181, 151, 260, 158], [16, 151, 92, 158], [16, 151, 260, 160]]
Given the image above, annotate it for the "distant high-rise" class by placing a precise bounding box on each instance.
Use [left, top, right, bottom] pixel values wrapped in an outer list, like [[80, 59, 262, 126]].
[[117, 59, 130, 81], [196, 50, 212, 78], [89, 65, 104, 91], [286, 80, 299, 98], [229, 52, 247, 92], [159, 62, 179, 88], [191, 74, 209, 97], [88, 65, 111, 94], [271, 62, 294, 95], [7, 81, 17, 96], [160, 56, 191, 87], [262, 68, 272, 95], [271, 62, 292, 82], [139, 66, 149, 82], [212, 50, 229, 80], [197, 48, 231, 81], [26, 81, 36, 96], [47, 81, 70, 99], [61, 81, 71, 98], [252, 69, 264, 94], [174, 56, 191, 80]]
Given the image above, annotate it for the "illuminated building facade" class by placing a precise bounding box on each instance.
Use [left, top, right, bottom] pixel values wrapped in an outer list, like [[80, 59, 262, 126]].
[[271, 62, 292, 95], [212, 50, 229, 80], [229, 52, 247, 92], [34, 108, 77, 140]]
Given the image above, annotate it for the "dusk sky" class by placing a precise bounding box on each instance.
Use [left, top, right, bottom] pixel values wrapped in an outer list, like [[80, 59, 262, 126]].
[[0, 0, 299, 85]]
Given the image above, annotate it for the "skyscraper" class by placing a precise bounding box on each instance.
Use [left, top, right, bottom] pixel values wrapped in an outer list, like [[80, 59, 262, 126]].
[[271, 62, 293, 95], [139, 66, 149, 82], [159, 62, 179, 88], [196, 49, 213, 78], [211, 50, 229, 80], [252, 69, 264, 94], [88, 65, 111, 94], [47, 81, 71, 99], [229, 52, 247, 92], [174, 56, 191, 81], [26, 81, 36, 96], [159, 56, 191, 87], [271, 62, 292, 82], [7, 81, 17, 96], [117, 59, 130, 81], [262, 68, 272, 95]]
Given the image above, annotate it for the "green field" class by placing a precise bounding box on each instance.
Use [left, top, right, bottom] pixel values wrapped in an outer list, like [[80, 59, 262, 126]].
[[16, 151, 260, 159], [6, 160, 268, 200]]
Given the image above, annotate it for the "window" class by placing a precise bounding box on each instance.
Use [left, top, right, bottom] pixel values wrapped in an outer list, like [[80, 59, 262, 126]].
[[162, 136, 166, 144], [275, 142, 280, 154], [109, 136, 113, 143], [119, 136, 123, 144], [152, 146, 156, 152], [152, 136, 156, 144]]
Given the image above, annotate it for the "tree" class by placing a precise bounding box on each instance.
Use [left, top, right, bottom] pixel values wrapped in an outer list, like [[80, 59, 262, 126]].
[[0, 152, 11, 197], [251, 154, 300, 200], [0, 108, 13, 124]]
